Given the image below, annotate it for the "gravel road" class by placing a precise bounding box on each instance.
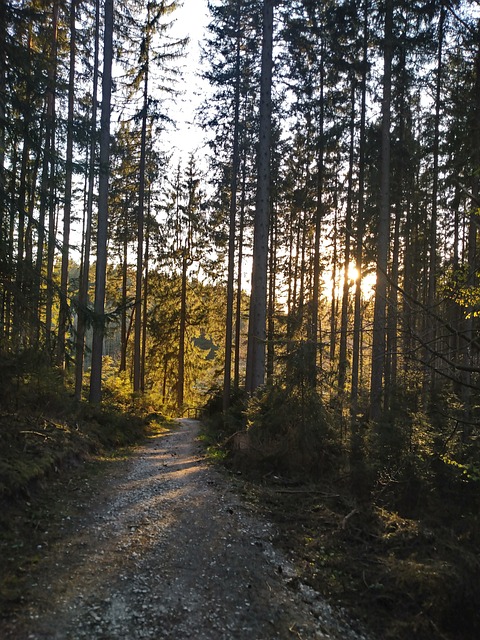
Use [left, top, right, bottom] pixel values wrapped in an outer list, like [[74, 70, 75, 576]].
[[2, 419, 372, 639]]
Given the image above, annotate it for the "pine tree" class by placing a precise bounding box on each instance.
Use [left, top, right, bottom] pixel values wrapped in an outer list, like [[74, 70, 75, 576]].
[[245, 0, 274, 393], [89, 0, 114, 404], [370, 0, 393, 420]]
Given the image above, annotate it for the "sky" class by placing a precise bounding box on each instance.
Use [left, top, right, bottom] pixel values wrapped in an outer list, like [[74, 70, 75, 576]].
[[168, 0, 211, 162]]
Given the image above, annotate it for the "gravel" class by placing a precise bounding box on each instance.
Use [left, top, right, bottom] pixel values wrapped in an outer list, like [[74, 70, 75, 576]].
[[2, 419, 373, 639]]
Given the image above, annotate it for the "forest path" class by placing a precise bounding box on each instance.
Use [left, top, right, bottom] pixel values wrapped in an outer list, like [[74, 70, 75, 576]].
[[1, 419, 370, 640]]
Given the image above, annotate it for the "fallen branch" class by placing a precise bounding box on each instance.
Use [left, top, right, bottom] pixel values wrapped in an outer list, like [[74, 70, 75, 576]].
[[270, 488, 340, 498], [342, 508, 359, 529], [20, 430, 49, 439]]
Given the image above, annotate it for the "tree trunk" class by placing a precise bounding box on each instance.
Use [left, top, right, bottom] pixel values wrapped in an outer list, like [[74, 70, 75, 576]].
[[245, 0, 274, 393], [370, 0, 393, 421], [89, 0, 114, 404], [234, 142, 247, 391], [119, 234, 128, 373], [57, 0, 77, 369], [425, 6, 445, 400], [329, 207, 338, 368], [338, 82, 355, 394], [75, 0, 99, 401], [133, 50, 149, 395], [43, 0, 59, 355], [177, 252, 187, 409], [351, 0, 368, 413], [266, 201, 277, 383], [310, 46, 325, 388], [141, 193, 151, 393], [223, 0, 241, 413], [0, 0, 5, 279]]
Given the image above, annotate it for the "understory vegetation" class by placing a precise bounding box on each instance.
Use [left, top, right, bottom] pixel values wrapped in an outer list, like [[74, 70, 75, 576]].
[[0, 352, 167, 501], [203, 381, 480, 640]]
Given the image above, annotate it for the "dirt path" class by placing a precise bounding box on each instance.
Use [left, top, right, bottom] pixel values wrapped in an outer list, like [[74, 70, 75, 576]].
[[1, 419, 372, 640]]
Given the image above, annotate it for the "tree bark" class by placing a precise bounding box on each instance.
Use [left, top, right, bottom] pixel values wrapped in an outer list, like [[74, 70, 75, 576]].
[[338, 82, 355, 394], [43, 0, 59, 355], [57, 0, 77, 369], [223, 0, 241, 413], [75, 0, 99, 400], [245, 0, 274, 393], [351, 0, 368, 413], [0, 0, 5, 276], [89, 0, 114, 404], [369, 0, 393, 421], [177, 252, 187, 409], [133, 18, 150, 395]]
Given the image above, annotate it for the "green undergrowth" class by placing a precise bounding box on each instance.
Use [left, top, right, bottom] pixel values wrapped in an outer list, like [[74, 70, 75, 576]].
[[0, 405, 160, 500], [0, 352, 171, 500], [202, 383, 342, 482]]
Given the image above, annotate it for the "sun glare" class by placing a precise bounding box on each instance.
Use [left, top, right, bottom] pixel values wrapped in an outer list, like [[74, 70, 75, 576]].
[[322, 263, 376, 300]]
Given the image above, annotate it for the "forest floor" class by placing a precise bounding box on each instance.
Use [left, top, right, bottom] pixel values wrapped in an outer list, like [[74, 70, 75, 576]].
[[0, 418, 373, 640]]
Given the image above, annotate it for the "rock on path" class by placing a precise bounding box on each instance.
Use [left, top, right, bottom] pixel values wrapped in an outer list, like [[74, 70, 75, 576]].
[[2, 419, 372, 639]]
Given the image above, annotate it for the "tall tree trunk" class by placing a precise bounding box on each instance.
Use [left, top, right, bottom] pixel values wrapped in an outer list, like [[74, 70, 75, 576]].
[[223, 0, 241, 412], [133, 75, 149, 394], [25, 122, 43, 344], [75, 0, 99, 400], [425, 6, 445, 400], [57, 0, 77, 369], [370, 0, 393, 421], [245, 0, 274, 393], [0, 0, 5, 277], [177, 252, 187, 409], [234, 143, 247, 391], [338, 82, 355, 394], [13, 24, 35, 345], [351, 0, 368, 413], [329, 208, 338, 368], [141, 193, 151, 393], [13, 129, 29, 345], [385, 42, 406, 408], [89, 0, 114, 404], [119, 233, 128, 373], [44, 1, 60, 354], [385, 200, 400, 408], [4, 145, 18, 339], [266, 202, 277, 383], [310, 44, 325, 388]]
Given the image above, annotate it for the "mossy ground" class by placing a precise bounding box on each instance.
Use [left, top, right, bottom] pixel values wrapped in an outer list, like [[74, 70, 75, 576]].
[[220, 472, 480, 640]]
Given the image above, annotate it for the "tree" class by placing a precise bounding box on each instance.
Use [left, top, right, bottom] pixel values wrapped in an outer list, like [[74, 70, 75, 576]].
[[57, 0, 78, 369], [223, 0, 242, 413], [75, 0, 100, 401], [369, 0, 393, 420], [89, 0, 114, 404], [245, 0, 274, 393]]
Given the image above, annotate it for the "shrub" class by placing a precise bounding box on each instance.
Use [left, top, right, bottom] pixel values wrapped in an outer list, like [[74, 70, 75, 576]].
[[244, 384, 340, 477]]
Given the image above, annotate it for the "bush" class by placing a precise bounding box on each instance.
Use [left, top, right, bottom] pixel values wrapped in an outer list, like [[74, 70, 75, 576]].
[[244, 384, 340, 477]]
